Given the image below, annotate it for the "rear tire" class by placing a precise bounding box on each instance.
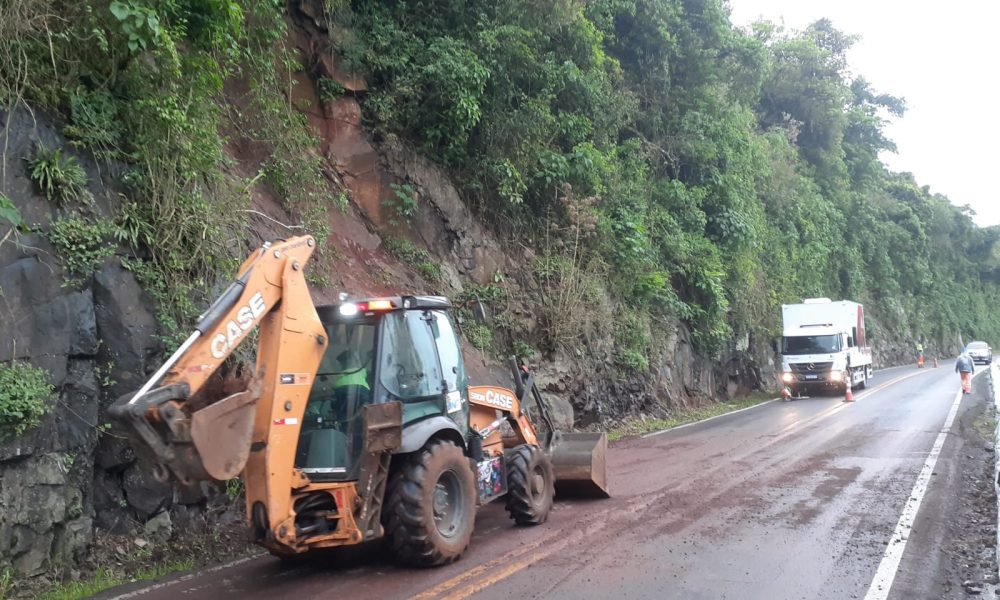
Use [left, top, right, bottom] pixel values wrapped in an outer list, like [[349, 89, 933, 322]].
[[383, 439, 476, 567], [504, 444, 555, 526], [855, 368, 867, 389]]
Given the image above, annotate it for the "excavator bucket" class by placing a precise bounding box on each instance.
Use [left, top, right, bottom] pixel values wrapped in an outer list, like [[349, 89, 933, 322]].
[[110, 374, 261, 486], [548, 430, 609, 498], [190, 387, 259, 481]]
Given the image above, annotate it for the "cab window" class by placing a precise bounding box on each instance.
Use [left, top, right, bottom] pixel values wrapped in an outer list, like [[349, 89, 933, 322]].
[[430, 310, 464, 393], [379, 311, 441, 399]]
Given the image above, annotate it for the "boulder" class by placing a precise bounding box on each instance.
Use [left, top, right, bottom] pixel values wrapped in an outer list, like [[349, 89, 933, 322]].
[[94, 434, 136, 471], [143, 511, 172, 543], [122, 462, 172, 519], [93, 469, 131, 533]]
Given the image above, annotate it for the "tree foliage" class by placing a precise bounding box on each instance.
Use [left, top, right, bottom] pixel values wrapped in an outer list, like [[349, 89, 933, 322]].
[[339, 0, 1000, 359], [2, 0, 996, 371]]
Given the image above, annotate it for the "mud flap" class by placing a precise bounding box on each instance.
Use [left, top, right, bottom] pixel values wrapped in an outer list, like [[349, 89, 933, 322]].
[[548, 431, 609, 498]]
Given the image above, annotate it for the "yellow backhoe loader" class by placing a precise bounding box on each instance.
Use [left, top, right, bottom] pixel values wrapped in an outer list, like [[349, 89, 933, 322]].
[[110, 235, 608, 565]]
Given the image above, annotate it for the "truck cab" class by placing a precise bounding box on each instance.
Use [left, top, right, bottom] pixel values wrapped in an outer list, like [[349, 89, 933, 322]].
[[779, 298, 873, 395]]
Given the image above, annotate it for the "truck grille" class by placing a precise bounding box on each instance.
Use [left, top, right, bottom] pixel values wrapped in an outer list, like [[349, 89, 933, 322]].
[[789, 362, 833, 373]]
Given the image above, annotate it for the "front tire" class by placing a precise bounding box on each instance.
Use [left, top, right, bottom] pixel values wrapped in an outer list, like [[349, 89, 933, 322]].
[[504, 444, 555, 526], [383, 439, 476, 567]]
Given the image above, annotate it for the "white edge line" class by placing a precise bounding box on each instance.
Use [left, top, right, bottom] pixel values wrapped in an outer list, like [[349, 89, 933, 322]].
[[641, 398, 780, 438], [863, 367, 987, 600], [105, 553, 265, 599]]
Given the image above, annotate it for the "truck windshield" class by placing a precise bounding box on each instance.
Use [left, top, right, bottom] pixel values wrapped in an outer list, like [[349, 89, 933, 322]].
[[782, 334, 841, 355]]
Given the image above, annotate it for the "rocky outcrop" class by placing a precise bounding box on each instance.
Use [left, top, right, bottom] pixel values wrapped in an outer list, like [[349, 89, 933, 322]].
[[0, 107, 217, 576], [0, 250, 98, 574], [0, 240, 193, 573]]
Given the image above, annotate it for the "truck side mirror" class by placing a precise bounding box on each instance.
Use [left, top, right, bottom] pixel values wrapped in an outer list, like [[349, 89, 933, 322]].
[[770, 339, 778, 353], [847, 336, 854, 348]]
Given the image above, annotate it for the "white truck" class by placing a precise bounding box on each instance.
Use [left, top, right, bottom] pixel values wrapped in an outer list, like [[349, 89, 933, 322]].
[[779, 298, 873, 395]]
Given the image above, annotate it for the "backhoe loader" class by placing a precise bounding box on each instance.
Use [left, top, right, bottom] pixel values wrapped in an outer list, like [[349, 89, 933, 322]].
[[110, 235, 608, 565]]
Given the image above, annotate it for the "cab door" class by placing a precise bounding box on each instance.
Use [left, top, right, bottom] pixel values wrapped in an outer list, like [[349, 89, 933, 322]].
[[429, 310, 469, 433]]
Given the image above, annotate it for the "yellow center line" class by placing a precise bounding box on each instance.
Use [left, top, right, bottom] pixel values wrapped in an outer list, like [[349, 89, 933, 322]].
[[437, 519, 609, 600], [854, 367, 936, 401], [415, 366, 945, 600], [408, 531, 569, 600]]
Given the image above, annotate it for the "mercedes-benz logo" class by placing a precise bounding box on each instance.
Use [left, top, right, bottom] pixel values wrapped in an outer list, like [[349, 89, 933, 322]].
[[807, 363, 816, 371]]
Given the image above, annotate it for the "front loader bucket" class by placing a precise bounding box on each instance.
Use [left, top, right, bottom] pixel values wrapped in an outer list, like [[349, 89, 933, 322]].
[[548, 431, 609, 498]]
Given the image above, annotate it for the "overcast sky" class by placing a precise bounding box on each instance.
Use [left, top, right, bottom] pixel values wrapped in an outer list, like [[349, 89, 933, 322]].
[[727, 0, 1000, 228]]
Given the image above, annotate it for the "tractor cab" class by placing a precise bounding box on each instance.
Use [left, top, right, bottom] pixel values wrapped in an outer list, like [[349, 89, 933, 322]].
[[296, 296, 469, 480]]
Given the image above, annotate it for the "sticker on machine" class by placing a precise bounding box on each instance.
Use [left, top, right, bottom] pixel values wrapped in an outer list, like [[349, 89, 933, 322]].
[[279, 373, 310, 385], [445, 390, 463, 413]]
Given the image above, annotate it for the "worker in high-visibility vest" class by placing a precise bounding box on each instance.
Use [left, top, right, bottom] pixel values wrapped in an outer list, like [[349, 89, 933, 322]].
[[955, 348, 975, 394], [306, 349, 371, 425], [332, 352, 371, 390]]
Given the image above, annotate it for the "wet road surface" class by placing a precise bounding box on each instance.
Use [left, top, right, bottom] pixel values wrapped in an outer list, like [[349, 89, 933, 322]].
[[99, 363, 992, 600]]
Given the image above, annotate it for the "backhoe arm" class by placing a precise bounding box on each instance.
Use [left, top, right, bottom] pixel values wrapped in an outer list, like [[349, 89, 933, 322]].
[[110, 236, 327, 486]]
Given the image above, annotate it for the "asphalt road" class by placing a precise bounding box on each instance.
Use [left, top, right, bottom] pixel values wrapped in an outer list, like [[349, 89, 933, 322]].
[[100, 362, 994, 600]]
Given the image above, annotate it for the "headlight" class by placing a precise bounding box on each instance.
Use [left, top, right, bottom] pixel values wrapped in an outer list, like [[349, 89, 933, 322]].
[[781, 372, 793, 383], [830, 370, 844, 382]]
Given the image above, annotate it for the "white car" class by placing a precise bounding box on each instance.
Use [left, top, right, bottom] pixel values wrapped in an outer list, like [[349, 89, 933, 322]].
[[967, 341, 993, 365]]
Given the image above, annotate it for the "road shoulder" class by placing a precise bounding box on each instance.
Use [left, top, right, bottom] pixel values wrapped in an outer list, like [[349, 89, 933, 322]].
[[890, 380, 998, 598]]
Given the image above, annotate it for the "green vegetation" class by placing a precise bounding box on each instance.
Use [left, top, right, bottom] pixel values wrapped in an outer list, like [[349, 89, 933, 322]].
[[26, 145, 90, 206], [974, 404, 996, 444], [0, 566, 12, 599], [609, 391, 776, 441], [1, 0, 336, 344], [226, 477, 245, 502], [0, 362, 53, 441], [384, 183, 418, 226], [2, 0, 998, 374], [463, 323, 493, 350], [512, 341, 537, 359], [36, 561, 195, 600], [0, 194, 23, 232], [335, 0, 1000, 369], [382, 236, 442, 281], [46, 218, 117, 284]]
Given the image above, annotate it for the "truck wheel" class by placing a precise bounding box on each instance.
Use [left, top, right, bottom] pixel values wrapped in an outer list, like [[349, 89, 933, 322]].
[[383, 438, 476, 567], [504, 444, 554, 526]]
